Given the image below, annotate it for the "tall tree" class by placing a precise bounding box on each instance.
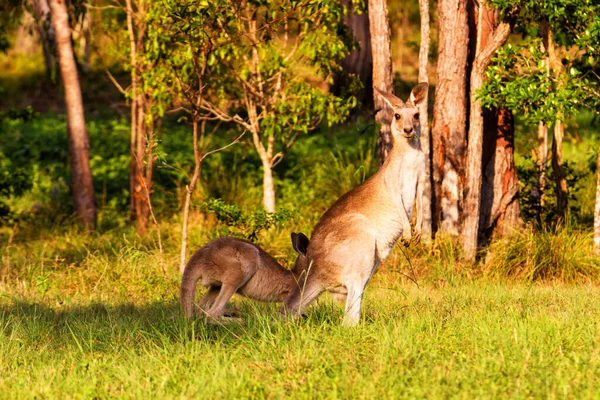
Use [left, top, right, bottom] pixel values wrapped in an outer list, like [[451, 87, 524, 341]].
[[123, 0, 156, 235], [368, 0, 393, 163], [431, 0, 469, 236], [462, 2, 513, 261], [418, 0, 432, 239], [49, 0, 96, 228]]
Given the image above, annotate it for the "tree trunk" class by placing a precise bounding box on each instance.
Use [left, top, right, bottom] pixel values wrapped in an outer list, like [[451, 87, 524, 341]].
[[431, 0, 469, 236], [480, 109, 521, 238], [594, 147, 600, 255], [477, 7, 521, 240], [335, 0, 373, 107], [532, 121, 549, 222], [49, 0, 96, 229], [418, 0, 432, 240], [368, 0, 394, 164], [261, 157, 276, 213], [462, 3, 512, 262], [125, 0, 153, 235], [133, 97, 151, 234], [32, 0, 57, 80], [551, 120, 568, 219], [180, 119, 204, 273]]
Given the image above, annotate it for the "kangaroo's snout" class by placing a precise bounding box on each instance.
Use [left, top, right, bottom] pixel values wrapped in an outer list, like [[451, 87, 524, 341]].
[[403, 127, 414, 135]]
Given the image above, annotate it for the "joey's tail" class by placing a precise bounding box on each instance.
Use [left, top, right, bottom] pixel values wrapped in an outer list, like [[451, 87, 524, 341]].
[[180, 259, 203, 319]]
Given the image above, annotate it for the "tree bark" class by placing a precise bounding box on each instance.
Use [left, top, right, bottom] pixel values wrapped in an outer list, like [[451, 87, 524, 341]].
[[462, 3, 512, 262], [480, 109, 521, 238], [594, 147, 600, 255], [431, 0, 469, 236], [335, 0, 373, 107], [418, 0, 432, 240], [368, 0, 394, 164], [49, 0, 96, 229]]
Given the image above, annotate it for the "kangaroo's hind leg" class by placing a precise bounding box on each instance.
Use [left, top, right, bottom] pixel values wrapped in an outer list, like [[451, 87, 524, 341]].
[[343, 247, 377, 327], [206, 271, 252, 321], [196, 287, 219, 316]]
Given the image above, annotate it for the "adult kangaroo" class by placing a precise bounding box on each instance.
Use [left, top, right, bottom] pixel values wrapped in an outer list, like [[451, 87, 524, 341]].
[[282, 83, 428, 326]]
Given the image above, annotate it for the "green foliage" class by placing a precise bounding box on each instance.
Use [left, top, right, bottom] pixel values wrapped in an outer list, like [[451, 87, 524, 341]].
[[480, 0, 600, 125], [142, 0, 359, 186], [201, 197, 296, 241], [479, 41, 598, 125]]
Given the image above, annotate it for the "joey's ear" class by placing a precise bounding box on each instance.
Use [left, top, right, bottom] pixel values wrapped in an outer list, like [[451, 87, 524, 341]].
[[291, 232, 309, 257], [408, 83, 428, 106], [374, 87, 404, 109]]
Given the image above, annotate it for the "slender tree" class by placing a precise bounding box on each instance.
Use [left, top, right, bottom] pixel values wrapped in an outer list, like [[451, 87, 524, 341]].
[[431, 0, 469, 236], [417, 0, 432, 239], [49, 0, 96, 228], [541, 24, 568, 219], [368, 0, 393, 163]]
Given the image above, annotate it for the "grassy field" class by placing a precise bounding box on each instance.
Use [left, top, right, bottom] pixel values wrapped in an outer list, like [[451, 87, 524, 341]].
[[1, 221, 600, 399]]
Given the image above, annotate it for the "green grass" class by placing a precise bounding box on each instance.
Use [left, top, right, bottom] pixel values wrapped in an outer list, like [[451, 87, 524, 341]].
[[2, 224, 600, 399]]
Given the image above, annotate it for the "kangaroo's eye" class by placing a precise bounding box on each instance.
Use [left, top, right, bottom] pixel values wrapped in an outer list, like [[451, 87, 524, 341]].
[[394, 113, 401, 120], [414, 113, 420, 120]]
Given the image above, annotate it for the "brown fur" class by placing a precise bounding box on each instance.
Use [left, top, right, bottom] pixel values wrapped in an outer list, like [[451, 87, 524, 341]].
[[180, 234, 309, 319], [282, 83, 428, 326]]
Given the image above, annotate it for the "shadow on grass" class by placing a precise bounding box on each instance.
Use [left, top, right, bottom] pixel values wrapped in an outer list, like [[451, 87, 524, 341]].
[[0, 298, 346, 352]]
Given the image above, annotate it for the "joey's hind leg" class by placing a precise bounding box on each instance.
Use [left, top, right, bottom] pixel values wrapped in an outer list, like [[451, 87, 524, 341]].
[[196, 287, 219, 317], [197, 287, 239, 317], [206, 271, 253, 320]]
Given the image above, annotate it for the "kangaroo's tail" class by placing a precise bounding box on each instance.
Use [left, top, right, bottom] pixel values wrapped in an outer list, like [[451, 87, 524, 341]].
[[180, 256, 203, 318]]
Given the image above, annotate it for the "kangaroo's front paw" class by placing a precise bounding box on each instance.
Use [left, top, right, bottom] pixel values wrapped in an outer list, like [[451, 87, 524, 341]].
[[401, 229, 412, 246], [412, 229, 422, 244]]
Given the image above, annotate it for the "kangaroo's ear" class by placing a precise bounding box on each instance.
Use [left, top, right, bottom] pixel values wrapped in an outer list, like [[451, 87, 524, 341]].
[[291, 232, 309, 257], [408, 83, 428, 106], [374, 87, 404, 109]]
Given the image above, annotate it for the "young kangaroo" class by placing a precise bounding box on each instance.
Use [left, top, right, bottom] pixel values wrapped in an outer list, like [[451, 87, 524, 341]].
[[282, 83, 428, 326], [180, 233, 310, 320]]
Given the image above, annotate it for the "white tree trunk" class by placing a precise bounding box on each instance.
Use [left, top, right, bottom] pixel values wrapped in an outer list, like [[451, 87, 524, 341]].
[[261, 157, 276, 213]]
